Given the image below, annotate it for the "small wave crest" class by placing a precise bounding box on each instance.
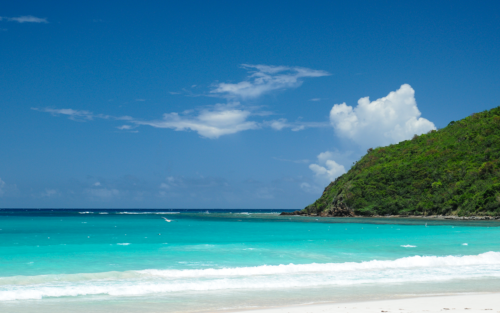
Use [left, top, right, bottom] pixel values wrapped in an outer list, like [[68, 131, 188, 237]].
[[139, 251, 500, 278]]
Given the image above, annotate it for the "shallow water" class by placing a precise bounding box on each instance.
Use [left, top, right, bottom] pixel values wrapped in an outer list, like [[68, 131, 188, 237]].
[[1, 209, 500, 312]]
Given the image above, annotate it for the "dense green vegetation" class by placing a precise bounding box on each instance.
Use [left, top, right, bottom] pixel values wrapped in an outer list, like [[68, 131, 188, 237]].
[[306, 106, 500, 216]]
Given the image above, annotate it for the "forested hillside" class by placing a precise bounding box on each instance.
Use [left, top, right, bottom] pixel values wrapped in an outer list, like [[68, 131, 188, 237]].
[[305, 106, 500, 217]]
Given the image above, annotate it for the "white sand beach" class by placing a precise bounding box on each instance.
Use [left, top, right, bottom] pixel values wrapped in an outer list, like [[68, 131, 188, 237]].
[[236, 293, 500, 313]]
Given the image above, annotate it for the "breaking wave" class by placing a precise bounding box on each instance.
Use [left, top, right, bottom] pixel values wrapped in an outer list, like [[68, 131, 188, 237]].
[[1, 252, 499, 301]]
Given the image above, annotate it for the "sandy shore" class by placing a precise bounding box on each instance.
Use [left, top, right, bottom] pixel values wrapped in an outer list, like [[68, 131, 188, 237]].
[[235, 293, 500, 313]]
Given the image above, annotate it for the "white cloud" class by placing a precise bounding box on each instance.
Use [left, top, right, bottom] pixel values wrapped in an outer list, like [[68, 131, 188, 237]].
[[32, 107, 133, 122], [1, 16, 48, 23], [309, 161, 346, 184], [210, 64, 330, 99], [117, 125, 134, 130], [34, 105, 259, 138], [34, 108, 95, 120], [308, 151, 346, 185], [33, 62, 331, 139], [134, 103, 259, 139], [35, 105, 328, 138], [316, 151, 334, 163], [329, 84, 436, 148], [268, 118, 328, 132], [269, 118, 289, 130]]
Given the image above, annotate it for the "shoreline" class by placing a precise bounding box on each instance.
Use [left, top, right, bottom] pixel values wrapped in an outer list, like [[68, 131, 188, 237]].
[[231, 292, 500, 313], [281, 212, 500, 220]]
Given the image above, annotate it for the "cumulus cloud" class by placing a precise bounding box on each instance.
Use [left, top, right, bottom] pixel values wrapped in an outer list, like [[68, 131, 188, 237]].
[[1, 16, 48, 23], [308, 151, 346, 185], [133, 103, 259, 139], [210, 64, 330, 99], [329, 84, 436, 148]]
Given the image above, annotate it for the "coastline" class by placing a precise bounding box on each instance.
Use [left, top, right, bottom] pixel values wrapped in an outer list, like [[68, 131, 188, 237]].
[[231, 292, 500, 313], [281, 212, 500, 220]]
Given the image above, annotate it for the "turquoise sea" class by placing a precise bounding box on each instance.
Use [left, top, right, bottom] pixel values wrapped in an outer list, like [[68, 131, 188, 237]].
[[1, 209, 500, 313]]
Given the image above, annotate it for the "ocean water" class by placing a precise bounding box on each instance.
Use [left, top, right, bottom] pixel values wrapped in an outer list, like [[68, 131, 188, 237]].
[[1, 209, 500, 313]]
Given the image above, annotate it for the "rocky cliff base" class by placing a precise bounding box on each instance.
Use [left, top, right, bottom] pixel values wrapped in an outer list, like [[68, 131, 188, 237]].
[[280, 205, 355, 217]]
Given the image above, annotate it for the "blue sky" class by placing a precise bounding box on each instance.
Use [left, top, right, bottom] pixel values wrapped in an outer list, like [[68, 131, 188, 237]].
[[1, 0, 499, 208]]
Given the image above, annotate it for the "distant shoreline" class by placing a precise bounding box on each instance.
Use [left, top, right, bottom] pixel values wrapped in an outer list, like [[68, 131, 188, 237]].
[[281, 211, 500, 220]]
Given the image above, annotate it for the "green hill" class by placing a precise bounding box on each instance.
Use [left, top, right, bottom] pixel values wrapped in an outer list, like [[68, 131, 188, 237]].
[[304, 106, 500, 217]]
